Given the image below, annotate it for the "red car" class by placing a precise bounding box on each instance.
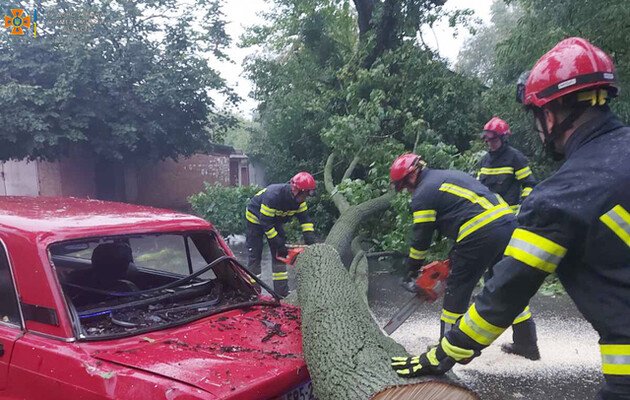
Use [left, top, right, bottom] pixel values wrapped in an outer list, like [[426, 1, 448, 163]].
[[0, 197, 314, 399]]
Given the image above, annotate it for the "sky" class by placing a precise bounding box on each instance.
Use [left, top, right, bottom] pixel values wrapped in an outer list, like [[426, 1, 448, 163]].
[[213, 0, 494, 119]]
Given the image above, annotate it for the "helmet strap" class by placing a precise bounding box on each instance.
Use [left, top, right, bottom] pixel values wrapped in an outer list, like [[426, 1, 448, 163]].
[[534, 102, 589, 161]]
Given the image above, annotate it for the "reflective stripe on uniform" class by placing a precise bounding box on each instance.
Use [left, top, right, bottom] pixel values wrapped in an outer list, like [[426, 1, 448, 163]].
[[441, 337, 475, 362], [479, 167, 514, 175], [272, 271, 289, 281], [515, 166, 532, 180], [413, 209, 437, 223], [459, 303, 506, 346], [265, 227, 278, 239], [260, 204, 276, 217], [513, 306, 532, 324], [439, 183, 494, 210], [457, 205, 513, 242], [504, 228, 567, 273], [246, 210, 260, 224], [601, 344, 630, 375], [409, 247, 428, 260], [440, 309, 463, 325], [297, 202, 308, 213], [255, 188, 267, 196], [301, 223, 314, 232], [600, 205, 630, 247], [521, 187, 533, 198]]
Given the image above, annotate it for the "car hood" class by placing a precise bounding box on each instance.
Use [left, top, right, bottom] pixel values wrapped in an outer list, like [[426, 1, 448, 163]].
[[89, 305, 309, 399]]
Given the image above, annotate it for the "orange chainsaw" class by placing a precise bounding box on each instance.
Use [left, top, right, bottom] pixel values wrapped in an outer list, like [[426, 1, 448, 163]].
[[382, 259, 450, 335], [276, 245, 306, 266]]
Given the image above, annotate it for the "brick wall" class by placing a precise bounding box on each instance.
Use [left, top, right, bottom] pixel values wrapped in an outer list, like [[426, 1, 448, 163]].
[[134, 153, 231, 210]]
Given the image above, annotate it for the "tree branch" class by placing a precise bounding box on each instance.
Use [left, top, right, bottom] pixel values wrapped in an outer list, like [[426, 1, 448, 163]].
[[341, 154, 360, 181], [353, 0, 375, 39], [324, 153, 351, 214]]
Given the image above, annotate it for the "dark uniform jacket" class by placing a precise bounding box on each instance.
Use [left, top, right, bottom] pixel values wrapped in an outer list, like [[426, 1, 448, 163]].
[[477, 144, 537, 207], [246, 184, 315, 244], [408, 169, 514, 265], [447, 111, 630, 379]]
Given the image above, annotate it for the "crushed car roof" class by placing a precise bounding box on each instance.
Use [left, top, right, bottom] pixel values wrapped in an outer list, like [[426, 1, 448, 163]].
[[0, 196, 211, 244]]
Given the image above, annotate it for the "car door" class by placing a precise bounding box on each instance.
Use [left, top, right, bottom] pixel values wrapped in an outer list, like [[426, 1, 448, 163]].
[[0, 241, 23, 390]]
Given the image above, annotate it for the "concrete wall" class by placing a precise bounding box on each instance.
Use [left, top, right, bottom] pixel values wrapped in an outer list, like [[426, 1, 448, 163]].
[[38, 155, 96, 198], [134, 153, 231, 210]]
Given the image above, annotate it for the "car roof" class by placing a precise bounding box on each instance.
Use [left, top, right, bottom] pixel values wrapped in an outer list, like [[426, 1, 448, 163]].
[[0, 196, 213, 245]]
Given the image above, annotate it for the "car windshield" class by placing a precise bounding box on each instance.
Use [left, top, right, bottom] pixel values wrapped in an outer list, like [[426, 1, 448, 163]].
[[50, 231, 262, 340]]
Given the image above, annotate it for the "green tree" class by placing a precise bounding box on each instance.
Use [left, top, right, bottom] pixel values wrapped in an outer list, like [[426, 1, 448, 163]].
[[0, 0, 237, 162]]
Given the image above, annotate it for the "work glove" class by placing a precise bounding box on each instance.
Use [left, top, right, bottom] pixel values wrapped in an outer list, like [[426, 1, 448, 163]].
[[401, 258, 422, 292], [391, 337, 478, 378], [275, 243, 289, 258], [303, 231, 316, 245]]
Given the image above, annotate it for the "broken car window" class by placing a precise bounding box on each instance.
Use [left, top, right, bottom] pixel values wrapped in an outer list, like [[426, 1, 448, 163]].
[[49, 232, 259, 340]]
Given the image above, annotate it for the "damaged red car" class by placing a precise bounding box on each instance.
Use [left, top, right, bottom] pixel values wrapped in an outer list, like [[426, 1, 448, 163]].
[[0, 197, 314, 399]]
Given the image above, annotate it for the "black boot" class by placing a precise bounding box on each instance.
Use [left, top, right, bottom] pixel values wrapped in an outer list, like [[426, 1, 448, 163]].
[[500, 342, 541, 360], [502, 319, 540, 360]]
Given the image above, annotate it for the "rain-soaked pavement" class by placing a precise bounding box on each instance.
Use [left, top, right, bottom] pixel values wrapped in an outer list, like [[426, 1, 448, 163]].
[[228, 238, 602, 400]]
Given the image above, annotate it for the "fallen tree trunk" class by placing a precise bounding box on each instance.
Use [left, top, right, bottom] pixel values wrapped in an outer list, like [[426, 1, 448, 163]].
[[296, 244, 478, 400]]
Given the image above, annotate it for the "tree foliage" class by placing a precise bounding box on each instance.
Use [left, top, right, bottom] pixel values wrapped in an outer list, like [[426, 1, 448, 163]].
[[0, 0, 237, 161]]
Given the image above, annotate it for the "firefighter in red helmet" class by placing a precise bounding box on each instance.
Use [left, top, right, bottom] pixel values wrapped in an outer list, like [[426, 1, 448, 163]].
[[245, 172, 317, 297], [389, 153, 539, 358], [392, 37, 630, 400], [477, 117, 537, 212]]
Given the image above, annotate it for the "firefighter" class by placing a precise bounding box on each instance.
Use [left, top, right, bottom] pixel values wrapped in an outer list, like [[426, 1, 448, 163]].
[[477, 117, 537, 212], [389, 153, 539, 359], [391, 37, 630, 400], [245, 172, 317, 297]]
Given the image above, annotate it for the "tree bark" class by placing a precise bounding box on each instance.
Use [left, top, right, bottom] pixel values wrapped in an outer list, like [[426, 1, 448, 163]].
[[296, 244, 479, 400]]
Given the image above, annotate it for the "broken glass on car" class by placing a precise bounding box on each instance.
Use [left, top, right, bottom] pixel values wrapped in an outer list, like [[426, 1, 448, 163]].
[[49, 231, 275, 340]]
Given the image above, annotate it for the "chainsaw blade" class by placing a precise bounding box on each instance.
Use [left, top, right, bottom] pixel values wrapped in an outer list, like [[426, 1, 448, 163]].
[[382, 294, 426, 335]]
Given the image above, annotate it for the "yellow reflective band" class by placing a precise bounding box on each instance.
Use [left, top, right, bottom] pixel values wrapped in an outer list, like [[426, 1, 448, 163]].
[[510, 204, 520, 212], [301, 223, 314, 232], [504, 228, 567, 273], [513, 306, 532, 325], [515, 166, 532, 180], [521, 187, 533, 197], [577, 89, 609, 106], [297, 202, 308, 213], [413, 209, 437, 223], [600, 205, 630, 248], [426, 347, 439, 366], [272, 272, 288, 281], [439, 183, 494, 210], [479, 167, 514, 175], [255, 188, 267, 196], [457, 205, 513, 242], [441, 337, 475, 362], [459, 303, 505, 346], [601, 344, 630, 375], [260, 204, 276, 217], [409, 247, 428, 260], [391, 356, 419, 366], [265, 228, 278, 239], [440, 309, 463, 325], [246, 210, 260, 224]]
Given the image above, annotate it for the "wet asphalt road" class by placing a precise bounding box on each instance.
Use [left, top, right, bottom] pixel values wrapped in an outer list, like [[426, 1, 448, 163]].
[[228, 239, 602, 400]]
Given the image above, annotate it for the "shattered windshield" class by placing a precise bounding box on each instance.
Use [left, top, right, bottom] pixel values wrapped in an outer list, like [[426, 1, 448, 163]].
[[50, 231, 262, 340]]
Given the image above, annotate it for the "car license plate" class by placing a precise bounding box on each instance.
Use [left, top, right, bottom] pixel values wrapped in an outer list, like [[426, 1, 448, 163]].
[[279, 380, 315, 400]]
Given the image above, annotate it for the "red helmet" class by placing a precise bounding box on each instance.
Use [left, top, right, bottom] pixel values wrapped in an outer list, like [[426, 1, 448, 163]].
[[482, 117, 511, 137], [390, 153, 423, 191], [290, 172, 316, 193], [523, 37, 619, 108]]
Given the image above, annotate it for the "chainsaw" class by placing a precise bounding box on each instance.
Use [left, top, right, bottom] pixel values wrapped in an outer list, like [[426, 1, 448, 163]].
[[382, 259, 450, 335], [275, 245, 306, 266]]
